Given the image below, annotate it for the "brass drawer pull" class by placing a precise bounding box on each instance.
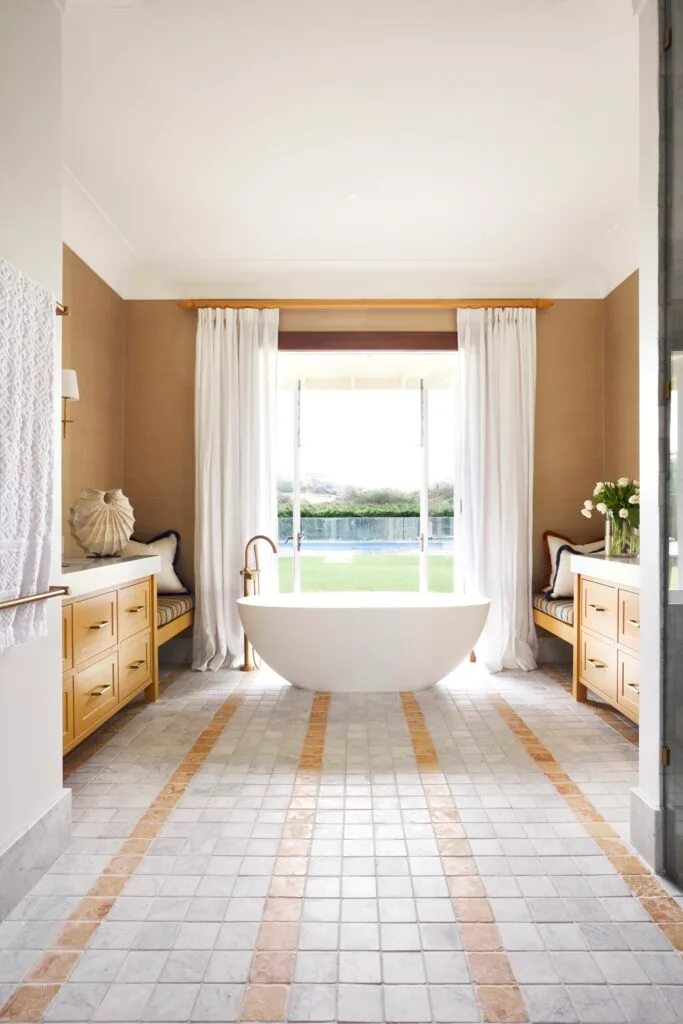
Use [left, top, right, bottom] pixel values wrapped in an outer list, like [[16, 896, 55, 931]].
[[626, 618, 640, 628], [587, 657, 606, 668], [625, 682, 640, 693], [129, 660, 145, 669], [89, 620, 110, 630], [127, 605, 145, 613], [90, 684, 112, 696], [588, 604, 606, 612]]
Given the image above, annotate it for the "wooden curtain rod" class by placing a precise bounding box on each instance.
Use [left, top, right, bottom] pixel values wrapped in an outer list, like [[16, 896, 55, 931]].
[[177, 298, 553, 311]]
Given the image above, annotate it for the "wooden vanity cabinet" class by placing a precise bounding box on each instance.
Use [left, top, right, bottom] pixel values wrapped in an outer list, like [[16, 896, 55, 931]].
[[575, 574, 639, 724], [62, 574, 157, 754]]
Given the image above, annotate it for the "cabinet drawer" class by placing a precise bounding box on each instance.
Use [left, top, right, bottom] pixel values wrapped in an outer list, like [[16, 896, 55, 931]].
[[73, 592, 117, 665], [580, 633, 617, 703], [618, 650, 640, 720], [62, 674, 74, 748], [581, 578, 618, 641], [62, 604, 73, 673], [119, 630, 152, 702], [618, 589, 640, 652], [118, 580, 152, 642], [74, 652, 118, 736]]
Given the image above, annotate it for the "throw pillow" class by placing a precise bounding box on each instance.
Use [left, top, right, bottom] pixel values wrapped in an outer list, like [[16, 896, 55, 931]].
[[547, 538, 605, 599], [121, 530, 188, 594]]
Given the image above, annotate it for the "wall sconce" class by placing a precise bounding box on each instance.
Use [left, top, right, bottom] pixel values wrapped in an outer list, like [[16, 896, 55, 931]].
[[62, 368, 79, 439]]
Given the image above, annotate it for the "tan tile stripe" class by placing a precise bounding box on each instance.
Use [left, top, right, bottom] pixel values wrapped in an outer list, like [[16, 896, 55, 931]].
[[242, 692, 332, 1023], [543, 667, 639, 747], [0, 678, 250, 1023], [491, 694, 683, 955], [400, 692, 528, 1024]]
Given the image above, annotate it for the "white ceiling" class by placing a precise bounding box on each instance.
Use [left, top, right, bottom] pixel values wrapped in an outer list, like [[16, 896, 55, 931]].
[[62, 0, 639, 299]]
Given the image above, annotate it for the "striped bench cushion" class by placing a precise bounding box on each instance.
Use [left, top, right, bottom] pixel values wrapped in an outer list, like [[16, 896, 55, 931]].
[[533, 592, 574, 626], [157, 593, 194, 628]]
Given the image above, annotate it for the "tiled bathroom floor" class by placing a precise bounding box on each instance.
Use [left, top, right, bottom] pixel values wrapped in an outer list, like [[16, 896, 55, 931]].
[[1, 662, 681, 1024]]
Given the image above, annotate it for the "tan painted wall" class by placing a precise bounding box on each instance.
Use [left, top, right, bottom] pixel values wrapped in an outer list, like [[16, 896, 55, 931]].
[[123, 302, 196, 588], [604, 271, 639, 482], [62, 247, 126, 557], [533, 301, 606, 589]]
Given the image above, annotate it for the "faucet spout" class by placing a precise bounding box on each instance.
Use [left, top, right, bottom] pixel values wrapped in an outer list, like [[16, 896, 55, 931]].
[[244, 534, 278, 573]]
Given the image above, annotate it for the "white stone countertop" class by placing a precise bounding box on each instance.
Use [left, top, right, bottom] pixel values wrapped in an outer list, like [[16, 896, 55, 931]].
[[570, 552, 640, 589], [60, 555, 161, 598]]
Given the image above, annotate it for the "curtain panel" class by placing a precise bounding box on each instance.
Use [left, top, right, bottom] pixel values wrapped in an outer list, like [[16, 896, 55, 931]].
[[456, 308, 537, 672], [193, 307, 279, 671]]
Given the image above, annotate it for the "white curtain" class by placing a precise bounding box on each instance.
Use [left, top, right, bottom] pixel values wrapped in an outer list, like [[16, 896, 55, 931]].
[[193, 308, 279, 671], [457, 308, 537, 673]]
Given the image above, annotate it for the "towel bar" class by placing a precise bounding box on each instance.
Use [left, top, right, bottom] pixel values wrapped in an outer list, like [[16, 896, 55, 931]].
[[0, 585, 70, 611]]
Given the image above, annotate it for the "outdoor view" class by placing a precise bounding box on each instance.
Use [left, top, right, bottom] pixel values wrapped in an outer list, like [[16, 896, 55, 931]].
[[277, 363, 457, 592]]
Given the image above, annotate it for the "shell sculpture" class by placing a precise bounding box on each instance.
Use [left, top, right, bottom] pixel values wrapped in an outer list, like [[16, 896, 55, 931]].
[[69, 489, 135, 557]]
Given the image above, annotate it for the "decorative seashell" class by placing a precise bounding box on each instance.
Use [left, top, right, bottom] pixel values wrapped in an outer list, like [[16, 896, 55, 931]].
[[69, 489, 135, 557]]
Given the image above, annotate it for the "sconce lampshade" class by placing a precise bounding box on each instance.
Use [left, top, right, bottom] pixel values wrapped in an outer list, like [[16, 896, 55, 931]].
[[62, 368, 79, 401]]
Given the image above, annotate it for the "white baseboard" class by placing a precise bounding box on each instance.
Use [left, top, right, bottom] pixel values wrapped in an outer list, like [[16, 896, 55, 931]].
[[0, 789, 71, 920], [630, 787, 663, 872]]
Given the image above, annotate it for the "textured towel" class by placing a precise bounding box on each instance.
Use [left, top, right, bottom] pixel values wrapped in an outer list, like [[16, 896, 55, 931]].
[[0, 260, 55, 653]]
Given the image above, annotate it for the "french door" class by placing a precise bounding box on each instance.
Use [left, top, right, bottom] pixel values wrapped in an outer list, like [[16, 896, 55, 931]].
[[280, 378, 457, 594]]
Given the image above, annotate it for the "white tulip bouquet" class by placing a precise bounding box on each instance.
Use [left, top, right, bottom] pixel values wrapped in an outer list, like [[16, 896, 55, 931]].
[[581, 478, 639, 557]]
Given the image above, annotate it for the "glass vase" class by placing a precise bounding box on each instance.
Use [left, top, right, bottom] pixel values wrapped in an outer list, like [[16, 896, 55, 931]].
[[605, 511, 640, 558]]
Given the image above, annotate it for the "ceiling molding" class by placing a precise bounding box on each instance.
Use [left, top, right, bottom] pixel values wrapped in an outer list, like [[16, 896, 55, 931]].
[[121, 260, 607, 301], [62, 166, 139, 297]]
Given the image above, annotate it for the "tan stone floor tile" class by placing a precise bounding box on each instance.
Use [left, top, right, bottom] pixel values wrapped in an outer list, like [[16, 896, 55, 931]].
[[468, 952, 515, 986], [477, 984, 528, 1023], [459, 923, 503, 952], [257, 922, 299, 950], [26, 951, 79, 983], [0, 984, 61, 1022], [249, 951, 295, 984], [242, 983, 288, 1021]]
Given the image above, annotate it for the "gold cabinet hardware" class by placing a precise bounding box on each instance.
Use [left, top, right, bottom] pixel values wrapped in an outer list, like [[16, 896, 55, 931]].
[[586, 658, 605, 668], [588, 604, 606, 612], [89, 620, 110, 630], [626, 619, 640, 628], [129, 660, 145, 669], [127, 605, 145, 613], [90, 684, 112, 696]]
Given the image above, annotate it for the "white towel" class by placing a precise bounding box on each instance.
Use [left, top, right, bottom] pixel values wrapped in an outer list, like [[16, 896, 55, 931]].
[[0, 260, 55, 653]]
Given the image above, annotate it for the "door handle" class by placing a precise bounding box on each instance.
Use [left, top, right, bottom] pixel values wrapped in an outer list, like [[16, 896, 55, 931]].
[[588, 604, 606, 612], [90, 684, 112, 696], [129, 660, 145, 669], [127, 605, 145, 613], [626, 619, 640, 628], [586, 658, 606, 668], [89, 620, 110, 630], [625, 682, 640, 693]]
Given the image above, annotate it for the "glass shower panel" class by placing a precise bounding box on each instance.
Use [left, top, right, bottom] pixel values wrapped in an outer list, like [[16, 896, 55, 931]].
[[663, 0, 683, 887]]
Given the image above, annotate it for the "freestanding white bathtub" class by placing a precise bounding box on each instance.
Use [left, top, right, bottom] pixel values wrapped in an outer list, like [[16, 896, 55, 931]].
[[236, 592, 490, 692]]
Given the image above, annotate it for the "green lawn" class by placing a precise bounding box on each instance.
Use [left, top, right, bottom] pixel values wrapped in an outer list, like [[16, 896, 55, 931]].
[[279, 554, 455, 592]]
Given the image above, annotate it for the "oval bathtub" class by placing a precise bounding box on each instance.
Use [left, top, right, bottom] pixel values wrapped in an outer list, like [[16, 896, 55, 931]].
[[236, 592, 490, 692]]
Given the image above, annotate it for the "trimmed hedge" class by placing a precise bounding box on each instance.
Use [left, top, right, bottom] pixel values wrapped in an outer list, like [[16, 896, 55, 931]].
[[277, 503, 454, 518]]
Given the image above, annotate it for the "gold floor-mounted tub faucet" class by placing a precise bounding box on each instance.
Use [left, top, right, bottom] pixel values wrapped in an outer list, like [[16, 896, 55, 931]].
[[240, 534, 278, 672]]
